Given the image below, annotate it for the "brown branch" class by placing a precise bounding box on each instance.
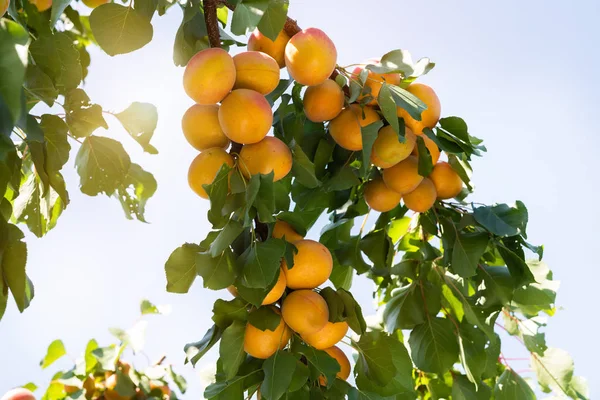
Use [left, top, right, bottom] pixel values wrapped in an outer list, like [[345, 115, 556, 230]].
[[204, 0, 221, 48]]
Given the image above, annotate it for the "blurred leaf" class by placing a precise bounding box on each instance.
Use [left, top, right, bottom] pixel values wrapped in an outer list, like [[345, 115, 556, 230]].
[[24, 65, 58, 107], [231, 0, 270, 36], [40, 339, 66, 369], [0, 223, 32, 313], [452, 375, 491, 400], [493, 370, 535, 400], [65, 89, 108, 138], [173, 2, 209, 66], [84, 339, 98, 373], [197, 248, 237, 290], [114, 163, 157, 222], [168, 365, 188, 393], [91, 345, 119, 371], [247, 305, 281, 331], [164, 243, 201, 294], [185, 324, 223, 366], [90, 4, 153, 56], [366, 49, 435, 79], [0, 19, 29, 124], [212, 298, 248, 329], [532, 348, 574, 394], [115, 102, 159, 154], [30, 32, 81, 93], [323, 166, 360, 192]]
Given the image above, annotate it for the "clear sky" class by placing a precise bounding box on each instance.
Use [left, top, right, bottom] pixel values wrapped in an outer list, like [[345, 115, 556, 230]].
[[1, 0, 598, 398]]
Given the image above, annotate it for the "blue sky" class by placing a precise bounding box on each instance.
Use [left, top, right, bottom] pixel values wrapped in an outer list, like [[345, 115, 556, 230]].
[[1, 0, 598, 397]]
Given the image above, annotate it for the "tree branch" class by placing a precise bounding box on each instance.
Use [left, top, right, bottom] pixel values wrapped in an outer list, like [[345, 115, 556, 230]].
[[204, 0, 221, 48]]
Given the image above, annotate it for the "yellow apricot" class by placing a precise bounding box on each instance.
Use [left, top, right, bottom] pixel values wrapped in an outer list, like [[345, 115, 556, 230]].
[[382, 156, 423, 195], [181, 104, 230, 151], [281, 290, 329, 335], [282, 239, 332, 290], [284, 28, 337, 86], [403, 178, 437, 213], [262, 268, 287, 305], [371, 125, 417, 168], [301, 321, 348, 350], [183, 48, 236, 104], [239, 136, 292, 182], [303, 79, 344, 122], [218, 89, 273, 144], [412, 135, 440, 165], [397, 83, 441, 134], [318, 346, 351, 385], [364, 179, 402, 212], [244, 307, 291, 359], [233, 51, 280, 95], [272, 220, 303, 243], [352, 60, 401, 105], [187, 148, 234, 199], [29, 0, 51, 11], [429, 162, 463, 200], [1, 0, 10, 16], [81, 0, 108, 8], [248, 29, 291, 68], [329, 104, 381, 151]]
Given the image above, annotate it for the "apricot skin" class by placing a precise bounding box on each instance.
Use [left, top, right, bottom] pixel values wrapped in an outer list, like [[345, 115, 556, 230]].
[[371, 125, 417, 168], [1, 0, 10, 16], [397, 83, 441, 135], [81, 0, 108, 8], [239, 136, 292, 182], [382, 156, 424, 195], [284, 28, 337, 86], [429, 162, 463, 199], [0, 388, 36, 400], [281, 290, 329, 335], [248, 29, 290, 68], [181, 104, 230, 151], [329, 105, 381, 151], [403, 178, 437, 213], [233, 51, 280, 95], [187, 148, 234, 199], [218, 89, 273, 144], [30, 0, 52, 11], [303, 79, 344, 122], [282, 239, 333, 290], [183, 48, 236, 105], [272, 220, 303, 243], [364, 179, 402, 212]]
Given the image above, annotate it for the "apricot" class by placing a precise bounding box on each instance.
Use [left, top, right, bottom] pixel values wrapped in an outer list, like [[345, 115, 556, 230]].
[[282, 239, 332, 289], [183, 48, 236, 104], [227, 285, 238, 297], [318, 346, 351, 385], [188, 148, 234, 199], [218, 89, 273, 144], [104, 374, 130, 400], [272, 220, 303, 243], [181, 104, 230, 151], [281, 290, 329, 335], [233, 51, 280, 95], [29, 0, 51, 11], [397, 83, 441, 135], [301, 321, 348, 350], [329, 104, 381, 151], [382, 156, 423, 195], [429, 162, 462, 199], [149, 383, 171, 398], [244, 307, 291, 359], [371, 125, 417, 168], [352, 60, 401, 105], [1, 388, 35, 400], [412, 135, 440, 164], [239, 136, 292, 182], [248, 29, 291, 68], [303, 79, 344, 122], [364, 179, 402, 212], [1, 0, 9, 16], [262, 267, 287, 305], [81, 0, 108, 8], [284, 28, 337, 86], [403, 178, 437, 213]]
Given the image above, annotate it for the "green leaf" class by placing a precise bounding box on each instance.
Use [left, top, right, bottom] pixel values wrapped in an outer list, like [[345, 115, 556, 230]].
[[388, 85, 427, 122], [115, 102, 158, 154], [383, 282, 441, 331], [457, 323, 488, 384], [377, 84, 399, 135], [40, 115, 70, 173], [196, 249, 237, 290], [493, 370, 535, 400], [140, 299, 161, 315], [452, 232, 489, 278], [291, 142, 320, 189], [329, 260, 353, 291], [114, 163, 157, 222], [90, 4, 153, 56], [320, 287, 345, 323], [415, 135, 433, 177], [184, 324, 223, 366], [473, 202, 528, 238], [230, 0, 270, 36], [0, 19, 29, 124], [337, 288, 367, 335], [452, 375, 491, 400], [255, 172, 276, 223], [40, 339, 66, 369], [109, 319, 147, 352], [277, 209, 323, 236], [497, 244, 535, 286], [205, 164, 232, 228], [532, 348, 573, 394], [247, 305, 281, 331], [212, 298, 248, 329], [209, 219, 244, 257], [30, 32, 81, 93], [291, 342, 340, 389], [65, 89, 108, 138], [21, 383, 37, 392], [360, 120, 384, 177], [24, 65, 58, 107], [324, 166, 360, 192], [164, 243, 201, 293], [168, 365, 188, 394], [0, 135, 19, 196], [173, 2, 209, 67], [84, 339, 98, 373], [408, 317, 459, 374], [353, 331, 397, 387], [51, 0, 73, 27], [1, 223, 32, 313], [75, 136, 131, 196], [220, 320, 246, 380], [239, 239, 285, 289], [366, 49, 435, 78], [288, 361, 309, 392], [360, 229, 394, 270], [256, 0, 289, 41], [439, 117, 470, 144], [262, 350, 297, 400], [134, 0, 158, 21]]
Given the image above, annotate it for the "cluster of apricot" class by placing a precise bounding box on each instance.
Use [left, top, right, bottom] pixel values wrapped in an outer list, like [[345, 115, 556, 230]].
[[229, 220, 350, 385]]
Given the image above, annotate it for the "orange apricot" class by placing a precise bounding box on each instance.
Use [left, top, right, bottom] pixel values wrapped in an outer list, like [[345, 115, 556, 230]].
[[429, 162, 463, 199], [318, 346, 351, 385], [29, 0, 51, 11], [183, 48, 236, 104], [233, 51, 280, 95], [187, 148, 234, 199], [281, 290, 329, 335], [218, 89, 273, 144], [1, 0, 10, 15], [364, 179, 402, 212], [181, 104, 230, 151], [244, 307, 291, 359], [262, 268, 287, 305], [403, 178, 437, 213], [371, 125, 417, 168], [303, 79, 344, 122], [412, 135, 440, 164], [329, 104, 381, 151], [81, 0, 108, 7], [282, 239, 333, 289], [397, 83, 441, 134], [272, 220, 304, 243], [352, 60, 401, 105], [284, 28, 337, 86], [382, 156, 423, 195], [248, 29, 291, 68], [301, 321, 348, 350], [239, 136, 292, 182]]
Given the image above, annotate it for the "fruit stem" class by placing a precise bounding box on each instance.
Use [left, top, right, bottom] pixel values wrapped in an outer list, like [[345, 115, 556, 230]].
[[203, 0, 221, 48]]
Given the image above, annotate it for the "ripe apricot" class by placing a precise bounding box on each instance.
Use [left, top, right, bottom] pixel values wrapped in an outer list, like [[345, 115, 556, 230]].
[[181, 104, 230, 151], [29, 0, 51, 11], [227, 285, 238, 297], [233, 51, 280, 95], [282, 239, 333, 289], [371, 125, 417, 168], [303, 79, 344, 122], [272, 220, 303, 243], [188, 148, 234, 199], [318, 346, 351, 385], [1, 388, 36, 400], [262, 268, 287, 305], [1, 0, 10, 16], [301, 321, 348, 350], [364, 179, 402, 212], [81, 0, 108, 8], [104, 374, 130, 400], [403, 178, 437, 213], [284, 28, 337, 86], [248, 29, 290, 68], [149, 383, 171, 398], [239, 136, 292, 182], [412, 135, 440, 164], [329, 104, 381, 151], [429, 162, 462, 199], [382, 156, 423, 195], [244, 307, 291, 359], [397, 83, 441, 134], [282, 290, 329, 335], [183, 48, 236, 104], [352, 60, 401, 105], [218, 89, 273, 144]]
